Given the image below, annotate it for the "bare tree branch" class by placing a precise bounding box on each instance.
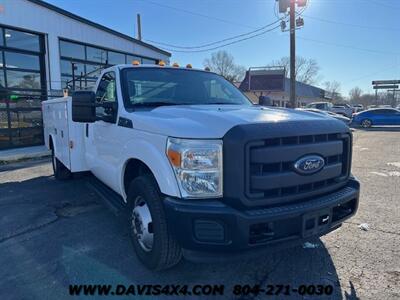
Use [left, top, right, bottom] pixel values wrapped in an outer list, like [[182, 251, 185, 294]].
[[324, 81, 342, 101], [268, 56, 320, 85], [203, 50, 246, 82]]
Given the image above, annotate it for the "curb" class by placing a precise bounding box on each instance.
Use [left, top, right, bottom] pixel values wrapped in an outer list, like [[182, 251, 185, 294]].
[[0, 148, 51, 164]]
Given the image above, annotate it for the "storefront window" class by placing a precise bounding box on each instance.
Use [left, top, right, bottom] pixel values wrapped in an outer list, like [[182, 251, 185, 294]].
[[0, 111, 8, 129], [10, 127, 43, 147], [0, 26, 45, 149], [0, 132, 10, 148], [4, 29, 40, 52], [6, 71, 41, 89], [10, 110, 42, 128], [60, 59, 85, 76], [87, 46, 107, 63], [127, 55, 142, 64], [60, 40, 85, 60], [85, 64, 103, 78], [4, 52, 40, 70], [108, 51, 125, 65], [7, 92, 42, 109], [0, 71, 4, 88], [142, 58, 157, 65]]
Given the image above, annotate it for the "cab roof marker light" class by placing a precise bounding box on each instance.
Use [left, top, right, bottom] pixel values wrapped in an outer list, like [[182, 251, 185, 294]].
[[186, 64, 192, 69], [132, 60, 140, 65], [172, 62, 179, 67], [204, 67, 211, 71], [159, 60, 166, 67]]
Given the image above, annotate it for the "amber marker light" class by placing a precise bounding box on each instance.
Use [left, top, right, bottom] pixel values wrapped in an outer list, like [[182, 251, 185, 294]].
[[167, 149, 181, 167]]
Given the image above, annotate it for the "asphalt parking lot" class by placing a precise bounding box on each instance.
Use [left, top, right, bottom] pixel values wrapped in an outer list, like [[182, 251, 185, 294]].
[[0, 129, 399, 300]]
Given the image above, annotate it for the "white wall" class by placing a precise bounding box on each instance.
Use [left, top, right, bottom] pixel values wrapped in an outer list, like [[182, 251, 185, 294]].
[[0, 0, 170, 89]]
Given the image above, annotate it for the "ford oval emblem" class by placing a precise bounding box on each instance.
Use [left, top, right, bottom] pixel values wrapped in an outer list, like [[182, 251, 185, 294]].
[[293, 155, 325, 175]]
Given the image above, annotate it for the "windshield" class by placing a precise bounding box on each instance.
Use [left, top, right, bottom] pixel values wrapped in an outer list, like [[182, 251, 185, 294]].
[[121, 67, 251, 107]]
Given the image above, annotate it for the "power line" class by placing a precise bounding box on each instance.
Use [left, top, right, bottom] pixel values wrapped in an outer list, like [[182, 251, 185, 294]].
[[156, 24, 281, 53], [298, 36, 400, 55], [367, 0, 400, 10], [304, 15, 400, 32], [136, 0, 257, 29], [347, 63, 399, 84], [144, 18, 284, 49]]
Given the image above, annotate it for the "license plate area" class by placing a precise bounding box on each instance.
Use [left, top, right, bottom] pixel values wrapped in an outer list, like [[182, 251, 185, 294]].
[[302, 209, 332, 238]]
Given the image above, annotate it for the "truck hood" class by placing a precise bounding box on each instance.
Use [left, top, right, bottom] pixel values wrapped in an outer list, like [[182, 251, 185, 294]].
[[129, 105, 345, 138]]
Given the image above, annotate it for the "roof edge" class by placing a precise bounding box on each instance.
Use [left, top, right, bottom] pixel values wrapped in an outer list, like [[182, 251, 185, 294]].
[[26, 0, 171, 57]]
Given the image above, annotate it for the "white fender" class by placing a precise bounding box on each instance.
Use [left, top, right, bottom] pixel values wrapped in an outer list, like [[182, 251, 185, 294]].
[[117, 132, 181, 201]]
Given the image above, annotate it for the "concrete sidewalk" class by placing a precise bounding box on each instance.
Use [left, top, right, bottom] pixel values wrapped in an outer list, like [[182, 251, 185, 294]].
[[0, 146, 51, 163]]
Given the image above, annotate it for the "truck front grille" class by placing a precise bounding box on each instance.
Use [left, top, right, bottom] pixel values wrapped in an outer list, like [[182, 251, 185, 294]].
[[245, 133, 351, 205]]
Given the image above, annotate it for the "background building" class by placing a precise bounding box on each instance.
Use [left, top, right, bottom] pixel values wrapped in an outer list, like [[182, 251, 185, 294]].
[[238, 69, 326, 107], [0, 0, 170, 149]]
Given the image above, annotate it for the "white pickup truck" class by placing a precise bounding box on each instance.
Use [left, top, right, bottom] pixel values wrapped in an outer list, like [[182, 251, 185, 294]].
[[43, 64, 360, 270]]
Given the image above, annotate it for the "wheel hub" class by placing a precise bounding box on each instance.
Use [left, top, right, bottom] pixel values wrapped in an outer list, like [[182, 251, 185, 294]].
[[131, 196, 153, 252]]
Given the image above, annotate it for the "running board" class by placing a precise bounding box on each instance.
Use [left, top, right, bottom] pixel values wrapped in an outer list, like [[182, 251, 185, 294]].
[[86, 176, 126, 216]]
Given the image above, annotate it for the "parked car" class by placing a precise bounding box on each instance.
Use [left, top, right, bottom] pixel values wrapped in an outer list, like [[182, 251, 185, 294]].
[[298, 108, 351, 125], [352, 104, 364, 112], [352, 108, 400, 128], [305, 102, 354, 118], [305, 101, 333, 111], [331, 104, 354, 118]]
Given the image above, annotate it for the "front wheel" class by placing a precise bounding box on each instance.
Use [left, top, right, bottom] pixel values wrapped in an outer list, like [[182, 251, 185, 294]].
[[361, 119, 372, 128], [127, 175, 182, 270]]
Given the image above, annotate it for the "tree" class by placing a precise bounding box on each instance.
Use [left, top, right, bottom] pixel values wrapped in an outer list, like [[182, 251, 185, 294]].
[[268, 56, 320, 85], [348, 87, 363, 104], [324, 81, 342, 101], [203, 50, 246, 82]]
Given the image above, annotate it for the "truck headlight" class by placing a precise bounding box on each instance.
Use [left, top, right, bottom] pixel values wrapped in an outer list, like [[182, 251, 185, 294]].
[[166, 138, 223, 198]]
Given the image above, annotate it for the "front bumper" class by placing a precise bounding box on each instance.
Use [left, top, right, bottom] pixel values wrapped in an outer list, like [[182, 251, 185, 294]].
[[163, 178, 360, 258]]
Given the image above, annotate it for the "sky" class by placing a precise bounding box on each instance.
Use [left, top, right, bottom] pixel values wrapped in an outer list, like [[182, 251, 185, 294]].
[[46, 0, 400, 96]]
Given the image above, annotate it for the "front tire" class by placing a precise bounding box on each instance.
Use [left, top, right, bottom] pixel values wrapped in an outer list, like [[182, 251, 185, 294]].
[[127, 175, 182, 270], [361, 119, 372, 128], [51, 148, 72, 180]]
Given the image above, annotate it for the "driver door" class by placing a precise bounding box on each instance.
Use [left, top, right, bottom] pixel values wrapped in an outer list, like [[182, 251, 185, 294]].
[[87, 71, 122, 191]]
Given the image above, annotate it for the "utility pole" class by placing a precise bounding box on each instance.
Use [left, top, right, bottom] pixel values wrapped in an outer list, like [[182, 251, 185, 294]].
[[137, 14, 142, 41], [289, 0, 296, 108], [278, 0, 306, 108]]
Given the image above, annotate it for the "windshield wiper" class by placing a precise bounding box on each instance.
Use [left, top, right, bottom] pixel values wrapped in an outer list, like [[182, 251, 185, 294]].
[[133, 102, 184, 107], [206, 102, 241, 105]]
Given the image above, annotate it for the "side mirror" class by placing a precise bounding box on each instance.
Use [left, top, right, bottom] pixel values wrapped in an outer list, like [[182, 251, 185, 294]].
[[72, 91, 96, 123]]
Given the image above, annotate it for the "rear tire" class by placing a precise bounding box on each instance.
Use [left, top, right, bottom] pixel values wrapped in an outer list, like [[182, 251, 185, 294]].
[[361, 119, 372, 128], [51, 148, 72, 180], [127, 175, 182, 270]]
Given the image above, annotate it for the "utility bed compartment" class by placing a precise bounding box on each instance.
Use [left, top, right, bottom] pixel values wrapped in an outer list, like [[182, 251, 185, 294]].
[[42, 97, 88, 172]]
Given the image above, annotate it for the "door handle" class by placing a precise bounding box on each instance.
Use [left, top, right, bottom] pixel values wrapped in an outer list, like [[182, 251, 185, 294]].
[[86, 124, 89, 137]]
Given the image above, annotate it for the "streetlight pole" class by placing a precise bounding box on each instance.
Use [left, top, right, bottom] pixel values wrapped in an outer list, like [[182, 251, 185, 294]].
[[289, 0, 296, 108]]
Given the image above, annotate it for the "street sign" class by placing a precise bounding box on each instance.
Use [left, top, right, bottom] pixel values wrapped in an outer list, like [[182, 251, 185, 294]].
[[372, 80, 400, 85], [373, 85, 399, 89]]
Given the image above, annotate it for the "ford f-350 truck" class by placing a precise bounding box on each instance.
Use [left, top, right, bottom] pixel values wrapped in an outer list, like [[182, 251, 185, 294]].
[[42, 64, 360, 270]]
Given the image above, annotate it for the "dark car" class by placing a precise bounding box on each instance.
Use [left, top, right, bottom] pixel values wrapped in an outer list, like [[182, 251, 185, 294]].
[[352, 108, 400, 128]]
